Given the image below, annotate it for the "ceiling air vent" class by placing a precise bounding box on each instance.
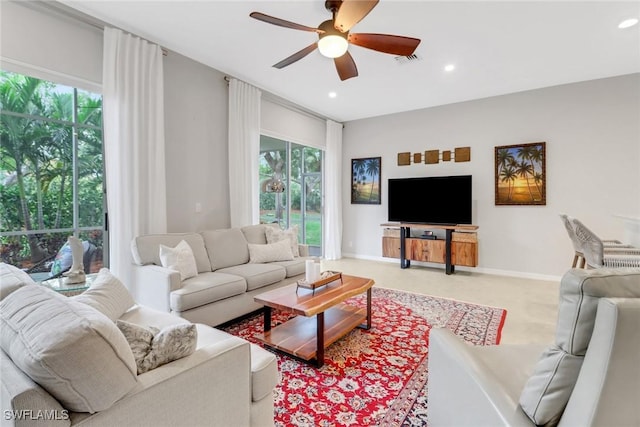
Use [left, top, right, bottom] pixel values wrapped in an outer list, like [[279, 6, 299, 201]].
[[394, 54, 423, 65]]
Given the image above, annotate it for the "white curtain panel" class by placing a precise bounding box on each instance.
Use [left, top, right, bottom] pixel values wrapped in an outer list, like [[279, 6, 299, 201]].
[[102, 27, 167, 289], [324, 119, 343, 260], [228, 78, 261, 227]]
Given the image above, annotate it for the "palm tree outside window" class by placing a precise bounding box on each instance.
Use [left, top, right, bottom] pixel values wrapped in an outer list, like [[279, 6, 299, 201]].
[[259, 135, 323, 256], [0, 70, 106, 280]]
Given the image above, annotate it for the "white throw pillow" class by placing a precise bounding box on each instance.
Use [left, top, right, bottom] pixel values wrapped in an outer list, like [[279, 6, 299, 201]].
[[248, 239, 294, 263], [159, 240, 198, 281], [73, 268, 135, 321], [265, 225, 300, 257]]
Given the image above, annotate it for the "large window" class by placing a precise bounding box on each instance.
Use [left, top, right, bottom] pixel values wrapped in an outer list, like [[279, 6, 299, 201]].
[[259, 136, 322, 256], [0, 71, 106, 280]]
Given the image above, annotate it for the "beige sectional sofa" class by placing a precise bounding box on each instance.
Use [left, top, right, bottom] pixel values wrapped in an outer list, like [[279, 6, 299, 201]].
[[0, 263, 279, 427], [131, 224, 311, 326]]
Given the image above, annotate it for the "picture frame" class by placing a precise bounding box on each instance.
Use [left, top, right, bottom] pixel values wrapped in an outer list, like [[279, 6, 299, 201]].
[[351, 157, 381, 204], [495, 142, 546, 205]]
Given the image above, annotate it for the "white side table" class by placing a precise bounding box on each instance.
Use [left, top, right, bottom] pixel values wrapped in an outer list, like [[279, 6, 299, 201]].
[[40, 273, 98, 296]]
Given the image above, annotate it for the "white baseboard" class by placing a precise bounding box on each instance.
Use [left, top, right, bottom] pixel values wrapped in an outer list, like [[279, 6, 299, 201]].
[[339, 252, 562, 282]]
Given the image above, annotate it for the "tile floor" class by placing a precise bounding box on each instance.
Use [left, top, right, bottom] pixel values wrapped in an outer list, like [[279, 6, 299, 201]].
[[321, 258, 560, 345]]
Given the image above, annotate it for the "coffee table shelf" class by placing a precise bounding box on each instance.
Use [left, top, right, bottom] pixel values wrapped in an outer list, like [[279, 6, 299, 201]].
[[254, 303, 366, 361], [254, 274, 374, 367]]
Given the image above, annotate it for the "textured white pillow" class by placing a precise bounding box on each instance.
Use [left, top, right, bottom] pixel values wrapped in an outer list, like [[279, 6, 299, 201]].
[[0, 262, 37, 300], [248, 239, 294, 263], [0, 285, 137, 413], [265, 225, 300, 257], [73, 268, 135, 321], [159, 240, 198, 280], [116, 320, 197, 374]]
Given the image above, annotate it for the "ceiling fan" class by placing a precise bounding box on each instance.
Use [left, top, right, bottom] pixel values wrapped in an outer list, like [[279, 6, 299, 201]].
[[250, 0, 421, 81]]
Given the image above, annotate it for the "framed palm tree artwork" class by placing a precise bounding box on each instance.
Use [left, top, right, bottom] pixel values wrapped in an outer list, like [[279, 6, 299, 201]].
[[495, 142, 546, 205], [351, 157, 381, 204]]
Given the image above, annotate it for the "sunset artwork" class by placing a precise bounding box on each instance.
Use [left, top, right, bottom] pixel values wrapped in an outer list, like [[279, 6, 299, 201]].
[[351, 157, 381, 204], [495, 142, 546, 205]]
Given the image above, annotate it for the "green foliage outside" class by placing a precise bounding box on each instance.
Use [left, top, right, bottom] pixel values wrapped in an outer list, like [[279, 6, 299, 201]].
[[0, 71, 104, 268], [260, 142, 322, 247]]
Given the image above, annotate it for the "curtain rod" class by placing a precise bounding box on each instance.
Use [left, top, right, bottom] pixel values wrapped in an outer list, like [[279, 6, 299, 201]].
[[223, 75, 336, 124]]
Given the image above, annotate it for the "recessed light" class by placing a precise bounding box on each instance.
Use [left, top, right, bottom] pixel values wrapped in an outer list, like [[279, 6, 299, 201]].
[[328, 91, 337, 98], [444, 64, 455, 72], [618, 18, 639, 29]]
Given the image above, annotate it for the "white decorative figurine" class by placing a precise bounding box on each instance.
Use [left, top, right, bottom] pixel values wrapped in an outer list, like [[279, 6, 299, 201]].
[[63, 236, 86, 284]]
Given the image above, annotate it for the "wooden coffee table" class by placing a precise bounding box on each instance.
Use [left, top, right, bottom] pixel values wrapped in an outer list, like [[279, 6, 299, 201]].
[[254, 274, 374, 367]]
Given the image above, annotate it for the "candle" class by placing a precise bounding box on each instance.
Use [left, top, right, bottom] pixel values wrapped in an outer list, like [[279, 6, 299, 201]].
[[305, 260, 315, 283]]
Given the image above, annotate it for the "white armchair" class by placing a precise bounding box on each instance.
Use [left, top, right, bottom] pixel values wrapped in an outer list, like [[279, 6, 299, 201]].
[[428, 268, 640, 426]]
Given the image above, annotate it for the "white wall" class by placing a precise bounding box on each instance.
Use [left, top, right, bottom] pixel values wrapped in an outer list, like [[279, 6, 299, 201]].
[[0, 1, 102, 92], [162, 51, 230, 232], [342, 74, 640, 279], [5, 2, 638, 279]]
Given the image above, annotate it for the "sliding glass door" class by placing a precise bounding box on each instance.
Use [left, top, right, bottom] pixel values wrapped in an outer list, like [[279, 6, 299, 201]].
[[259, 136, 322, 256]]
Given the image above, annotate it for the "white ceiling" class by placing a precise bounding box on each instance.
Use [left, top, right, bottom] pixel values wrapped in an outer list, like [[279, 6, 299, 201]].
[[59, 1, 640, 122]]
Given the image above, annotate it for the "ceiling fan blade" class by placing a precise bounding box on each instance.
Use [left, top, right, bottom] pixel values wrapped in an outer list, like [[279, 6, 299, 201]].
[[334, 0, 379, 33], [250, 12, 323, 33], [349, 33, 421, 56], [273, 43, 318, 69], [334, 51, 358, 81]]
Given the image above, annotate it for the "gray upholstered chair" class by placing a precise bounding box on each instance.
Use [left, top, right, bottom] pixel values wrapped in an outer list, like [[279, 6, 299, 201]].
[[570, 217, 640, 268], [427, 268, 640, 427]]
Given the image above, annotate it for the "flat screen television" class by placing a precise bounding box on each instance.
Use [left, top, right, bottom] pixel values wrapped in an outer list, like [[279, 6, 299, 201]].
[[387, 175, 472, 225]]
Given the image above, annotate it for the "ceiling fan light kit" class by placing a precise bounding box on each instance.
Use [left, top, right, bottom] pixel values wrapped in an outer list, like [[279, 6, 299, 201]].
[[250, 0, 420, 81], [317, 20, 349, 58]]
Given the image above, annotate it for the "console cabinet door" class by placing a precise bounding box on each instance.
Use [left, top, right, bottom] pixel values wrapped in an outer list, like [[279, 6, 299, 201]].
[[382, 237, 401, 258], [451, 242, 478, 267], [409, 239, 446, 263]]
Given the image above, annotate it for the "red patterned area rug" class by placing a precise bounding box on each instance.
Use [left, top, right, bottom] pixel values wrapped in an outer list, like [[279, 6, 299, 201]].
[[221, 287, 506, 426]]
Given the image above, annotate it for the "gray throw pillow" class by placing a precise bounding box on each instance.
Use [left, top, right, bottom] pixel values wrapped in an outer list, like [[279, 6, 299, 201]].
[[117, 320, 197, 374]]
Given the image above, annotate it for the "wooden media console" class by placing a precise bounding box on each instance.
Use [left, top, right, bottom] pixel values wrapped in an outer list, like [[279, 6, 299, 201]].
[[381, 223, 479, 274]]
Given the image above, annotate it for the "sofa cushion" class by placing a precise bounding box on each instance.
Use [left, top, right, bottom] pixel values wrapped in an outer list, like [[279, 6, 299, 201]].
[[120, 304, 191, 329], [0, 350, 69, 426], [265, 224, 300, 257], [116, 320, 197, 374], [217, 264, 287, 291], [248, 240, 294, 263], [159, 240, 199, 281], [73, 267, 136, 321], [170, 272, 247, 312], [519, 268, 640, 425], [0, 285, 137, 413], [201, 228, 250, 270], [270, 257, 307, 278], [241, 224, 269, 244], [131, 233, 212, 274], [0, 262, 37, 300]]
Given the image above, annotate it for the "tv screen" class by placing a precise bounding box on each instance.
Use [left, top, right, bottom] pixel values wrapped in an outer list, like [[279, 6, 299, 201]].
[[387, 175, 472, 224]]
